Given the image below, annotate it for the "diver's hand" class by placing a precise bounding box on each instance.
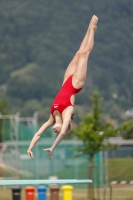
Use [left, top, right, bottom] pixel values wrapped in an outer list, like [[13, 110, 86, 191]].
[[27, 149, 34, 159], [43, 148, 53, 160]]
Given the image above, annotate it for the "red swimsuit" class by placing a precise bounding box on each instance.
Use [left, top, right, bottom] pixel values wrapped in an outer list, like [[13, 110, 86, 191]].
[[51, 75, 82, 117]]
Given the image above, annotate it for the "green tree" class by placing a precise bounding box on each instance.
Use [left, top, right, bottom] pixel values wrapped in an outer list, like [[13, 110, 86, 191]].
[[72, 91, 121, 199], [0, 0, 133, 122], [121, 120, 133, 139], [0, 99, 9, 141], [73, 91, 119, 163]]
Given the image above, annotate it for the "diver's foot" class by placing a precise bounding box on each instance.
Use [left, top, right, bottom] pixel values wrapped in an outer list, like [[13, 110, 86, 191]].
[[89, 15, 98, 31]]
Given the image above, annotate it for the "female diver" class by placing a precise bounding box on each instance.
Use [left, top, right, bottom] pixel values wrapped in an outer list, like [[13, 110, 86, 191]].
[[27, 15, 98, 159]]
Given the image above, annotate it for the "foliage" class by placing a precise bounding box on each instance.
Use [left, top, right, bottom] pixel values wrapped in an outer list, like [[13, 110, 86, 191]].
[[0, 99, 9, 115], [0, 99, 9, 141], [121, 120, 133, 139], [0, 0, 133, 124], [72, 91, 120, 163]]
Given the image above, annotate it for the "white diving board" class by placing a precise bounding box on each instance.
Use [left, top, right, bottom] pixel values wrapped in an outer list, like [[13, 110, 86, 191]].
[[0, 179, 92, 186]]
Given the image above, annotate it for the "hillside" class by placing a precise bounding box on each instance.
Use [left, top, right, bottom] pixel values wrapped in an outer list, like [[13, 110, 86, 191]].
[[0, 0, 133, 123]]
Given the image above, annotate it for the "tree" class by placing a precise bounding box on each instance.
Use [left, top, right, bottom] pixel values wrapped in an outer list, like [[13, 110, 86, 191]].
[[121, 120, 133, 139], [0, 99, 9, 142], [72, 91, 121, 199], [73, 91, 119, 163]]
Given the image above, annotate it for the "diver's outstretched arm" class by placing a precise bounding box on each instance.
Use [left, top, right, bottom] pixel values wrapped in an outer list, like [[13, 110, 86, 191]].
[[43, 116, 71, 159], [27, 115, 54, 159]]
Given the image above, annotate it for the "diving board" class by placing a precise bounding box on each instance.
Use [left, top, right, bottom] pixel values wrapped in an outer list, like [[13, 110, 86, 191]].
[[0, 179, 92, 186]]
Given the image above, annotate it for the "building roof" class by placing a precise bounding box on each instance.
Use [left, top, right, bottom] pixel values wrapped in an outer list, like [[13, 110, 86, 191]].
[[109, 137, 133, 145]]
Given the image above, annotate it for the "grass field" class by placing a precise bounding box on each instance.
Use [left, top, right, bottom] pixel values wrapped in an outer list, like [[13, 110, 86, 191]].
[[108, 158, 133, 182]]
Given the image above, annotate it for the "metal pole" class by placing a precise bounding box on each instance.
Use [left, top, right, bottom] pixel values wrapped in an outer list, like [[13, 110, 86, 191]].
[[14, 112, 21, 179], [103, 184, 112, 200], [74, 136, 79, 179], [96, 166, 100, 200], [33, 112, 39, 179]]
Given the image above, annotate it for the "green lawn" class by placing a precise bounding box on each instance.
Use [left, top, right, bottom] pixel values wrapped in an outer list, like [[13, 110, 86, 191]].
[[108, 158, 133, 182]]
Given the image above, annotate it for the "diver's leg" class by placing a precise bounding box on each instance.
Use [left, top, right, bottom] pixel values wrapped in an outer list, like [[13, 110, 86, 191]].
[[62, 16, 97, 84], [72, 16, 98, 88]]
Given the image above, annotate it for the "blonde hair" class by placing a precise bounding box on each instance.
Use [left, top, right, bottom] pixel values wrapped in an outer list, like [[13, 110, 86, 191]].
[[65, 113, 75, 137], [64, 122, 72, 137]]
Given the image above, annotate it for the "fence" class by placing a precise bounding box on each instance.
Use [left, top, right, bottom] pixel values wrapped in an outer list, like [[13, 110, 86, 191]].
[[3, 140, 104, 188], [0, 114, 104, 188]]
